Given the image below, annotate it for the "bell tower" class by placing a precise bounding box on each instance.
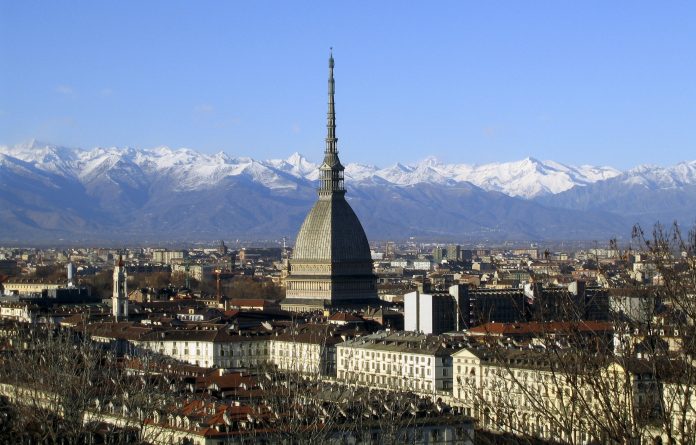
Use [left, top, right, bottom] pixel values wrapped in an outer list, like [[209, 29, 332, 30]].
[[112, 254, 128, 321]]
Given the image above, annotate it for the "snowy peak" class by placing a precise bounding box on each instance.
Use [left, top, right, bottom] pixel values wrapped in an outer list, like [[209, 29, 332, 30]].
[[342, 156, 621, 197], [285, 151, 311, 168], [269, 152, 317, 178], [0, 142, 303, 192], [444, 157, 622, 198], [620, 161, 696, 189], [296, 155, 621, 197], [6, 141, 694, 199], [3, 140, 80, 177]]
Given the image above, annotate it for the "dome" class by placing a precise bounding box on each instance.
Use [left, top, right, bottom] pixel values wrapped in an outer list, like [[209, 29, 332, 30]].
[[281, 52, 379, 311], [292, 195, 372, 263]]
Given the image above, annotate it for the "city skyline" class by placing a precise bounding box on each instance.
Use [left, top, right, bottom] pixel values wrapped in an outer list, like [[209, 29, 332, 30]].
[[2, 3, 696, 444], [2, 1, 695, 169]]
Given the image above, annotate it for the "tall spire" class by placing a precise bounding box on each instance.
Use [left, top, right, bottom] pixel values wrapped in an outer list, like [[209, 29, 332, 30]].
[[326, 47, 337, 154], [319, 48, 345, 196]]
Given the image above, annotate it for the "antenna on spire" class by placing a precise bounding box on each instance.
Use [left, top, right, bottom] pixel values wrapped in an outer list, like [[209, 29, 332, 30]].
[[318, 49, 344, 196]]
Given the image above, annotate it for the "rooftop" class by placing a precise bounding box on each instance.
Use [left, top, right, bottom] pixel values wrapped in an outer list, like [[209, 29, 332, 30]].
[[338, 331, 460, 356]]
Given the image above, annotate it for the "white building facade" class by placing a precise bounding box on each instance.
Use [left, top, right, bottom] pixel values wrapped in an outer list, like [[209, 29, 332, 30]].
[[138, 330, 267, 369], [336, 331, 455, 395]]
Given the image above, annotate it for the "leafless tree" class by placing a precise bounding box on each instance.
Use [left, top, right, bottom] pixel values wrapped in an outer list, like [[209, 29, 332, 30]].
[[0, 324, 176, 444], [632, 222, 696, 445], [455, 222, 696, 445], [238, 320, 469, 444]]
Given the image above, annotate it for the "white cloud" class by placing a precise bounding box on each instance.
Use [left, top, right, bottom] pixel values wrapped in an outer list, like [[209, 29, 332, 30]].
[[194, 103, 215, 114], [55, 85, 74, 95]]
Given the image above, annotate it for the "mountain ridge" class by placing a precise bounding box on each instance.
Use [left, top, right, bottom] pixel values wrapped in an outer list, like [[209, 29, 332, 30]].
[[3, 140, 627, 198], [2, 141, 695, 243]]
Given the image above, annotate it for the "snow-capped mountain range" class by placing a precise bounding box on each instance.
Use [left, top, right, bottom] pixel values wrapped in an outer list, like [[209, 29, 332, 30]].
[[1, 140, 695, 243], [2, 140, 625, 198]]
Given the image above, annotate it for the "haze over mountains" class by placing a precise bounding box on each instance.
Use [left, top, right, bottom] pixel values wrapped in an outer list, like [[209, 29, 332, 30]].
[[1, 140, 695, 244]]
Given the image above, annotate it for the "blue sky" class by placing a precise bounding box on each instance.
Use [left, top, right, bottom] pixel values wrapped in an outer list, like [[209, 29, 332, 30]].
[[1, 1, 694, 169]]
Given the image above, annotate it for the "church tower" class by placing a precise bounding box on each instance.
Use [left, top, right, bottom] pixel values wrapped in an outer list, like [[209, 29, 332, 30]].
[[112, 254, 128, 321], [281, 51, 379, 312]]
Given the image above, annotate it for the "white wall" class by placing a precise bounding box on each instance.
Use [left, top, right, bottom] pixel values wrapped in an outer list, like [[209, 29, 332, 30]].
[[404, 291, 419, 332], [405, 291, 436, 334]]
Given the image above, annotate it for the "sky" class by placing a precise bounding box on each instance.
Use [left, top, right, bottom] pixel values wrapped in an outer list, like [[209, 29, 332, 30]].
[[1, 1, 695, 169]]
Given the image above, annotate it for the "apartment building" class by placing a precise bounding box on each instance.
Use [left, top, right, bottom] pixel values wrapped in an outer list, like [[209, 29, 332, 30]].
[[452, 347, 668, 444], [138, 328, 268, 369], [336, 331, 457, 394]]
